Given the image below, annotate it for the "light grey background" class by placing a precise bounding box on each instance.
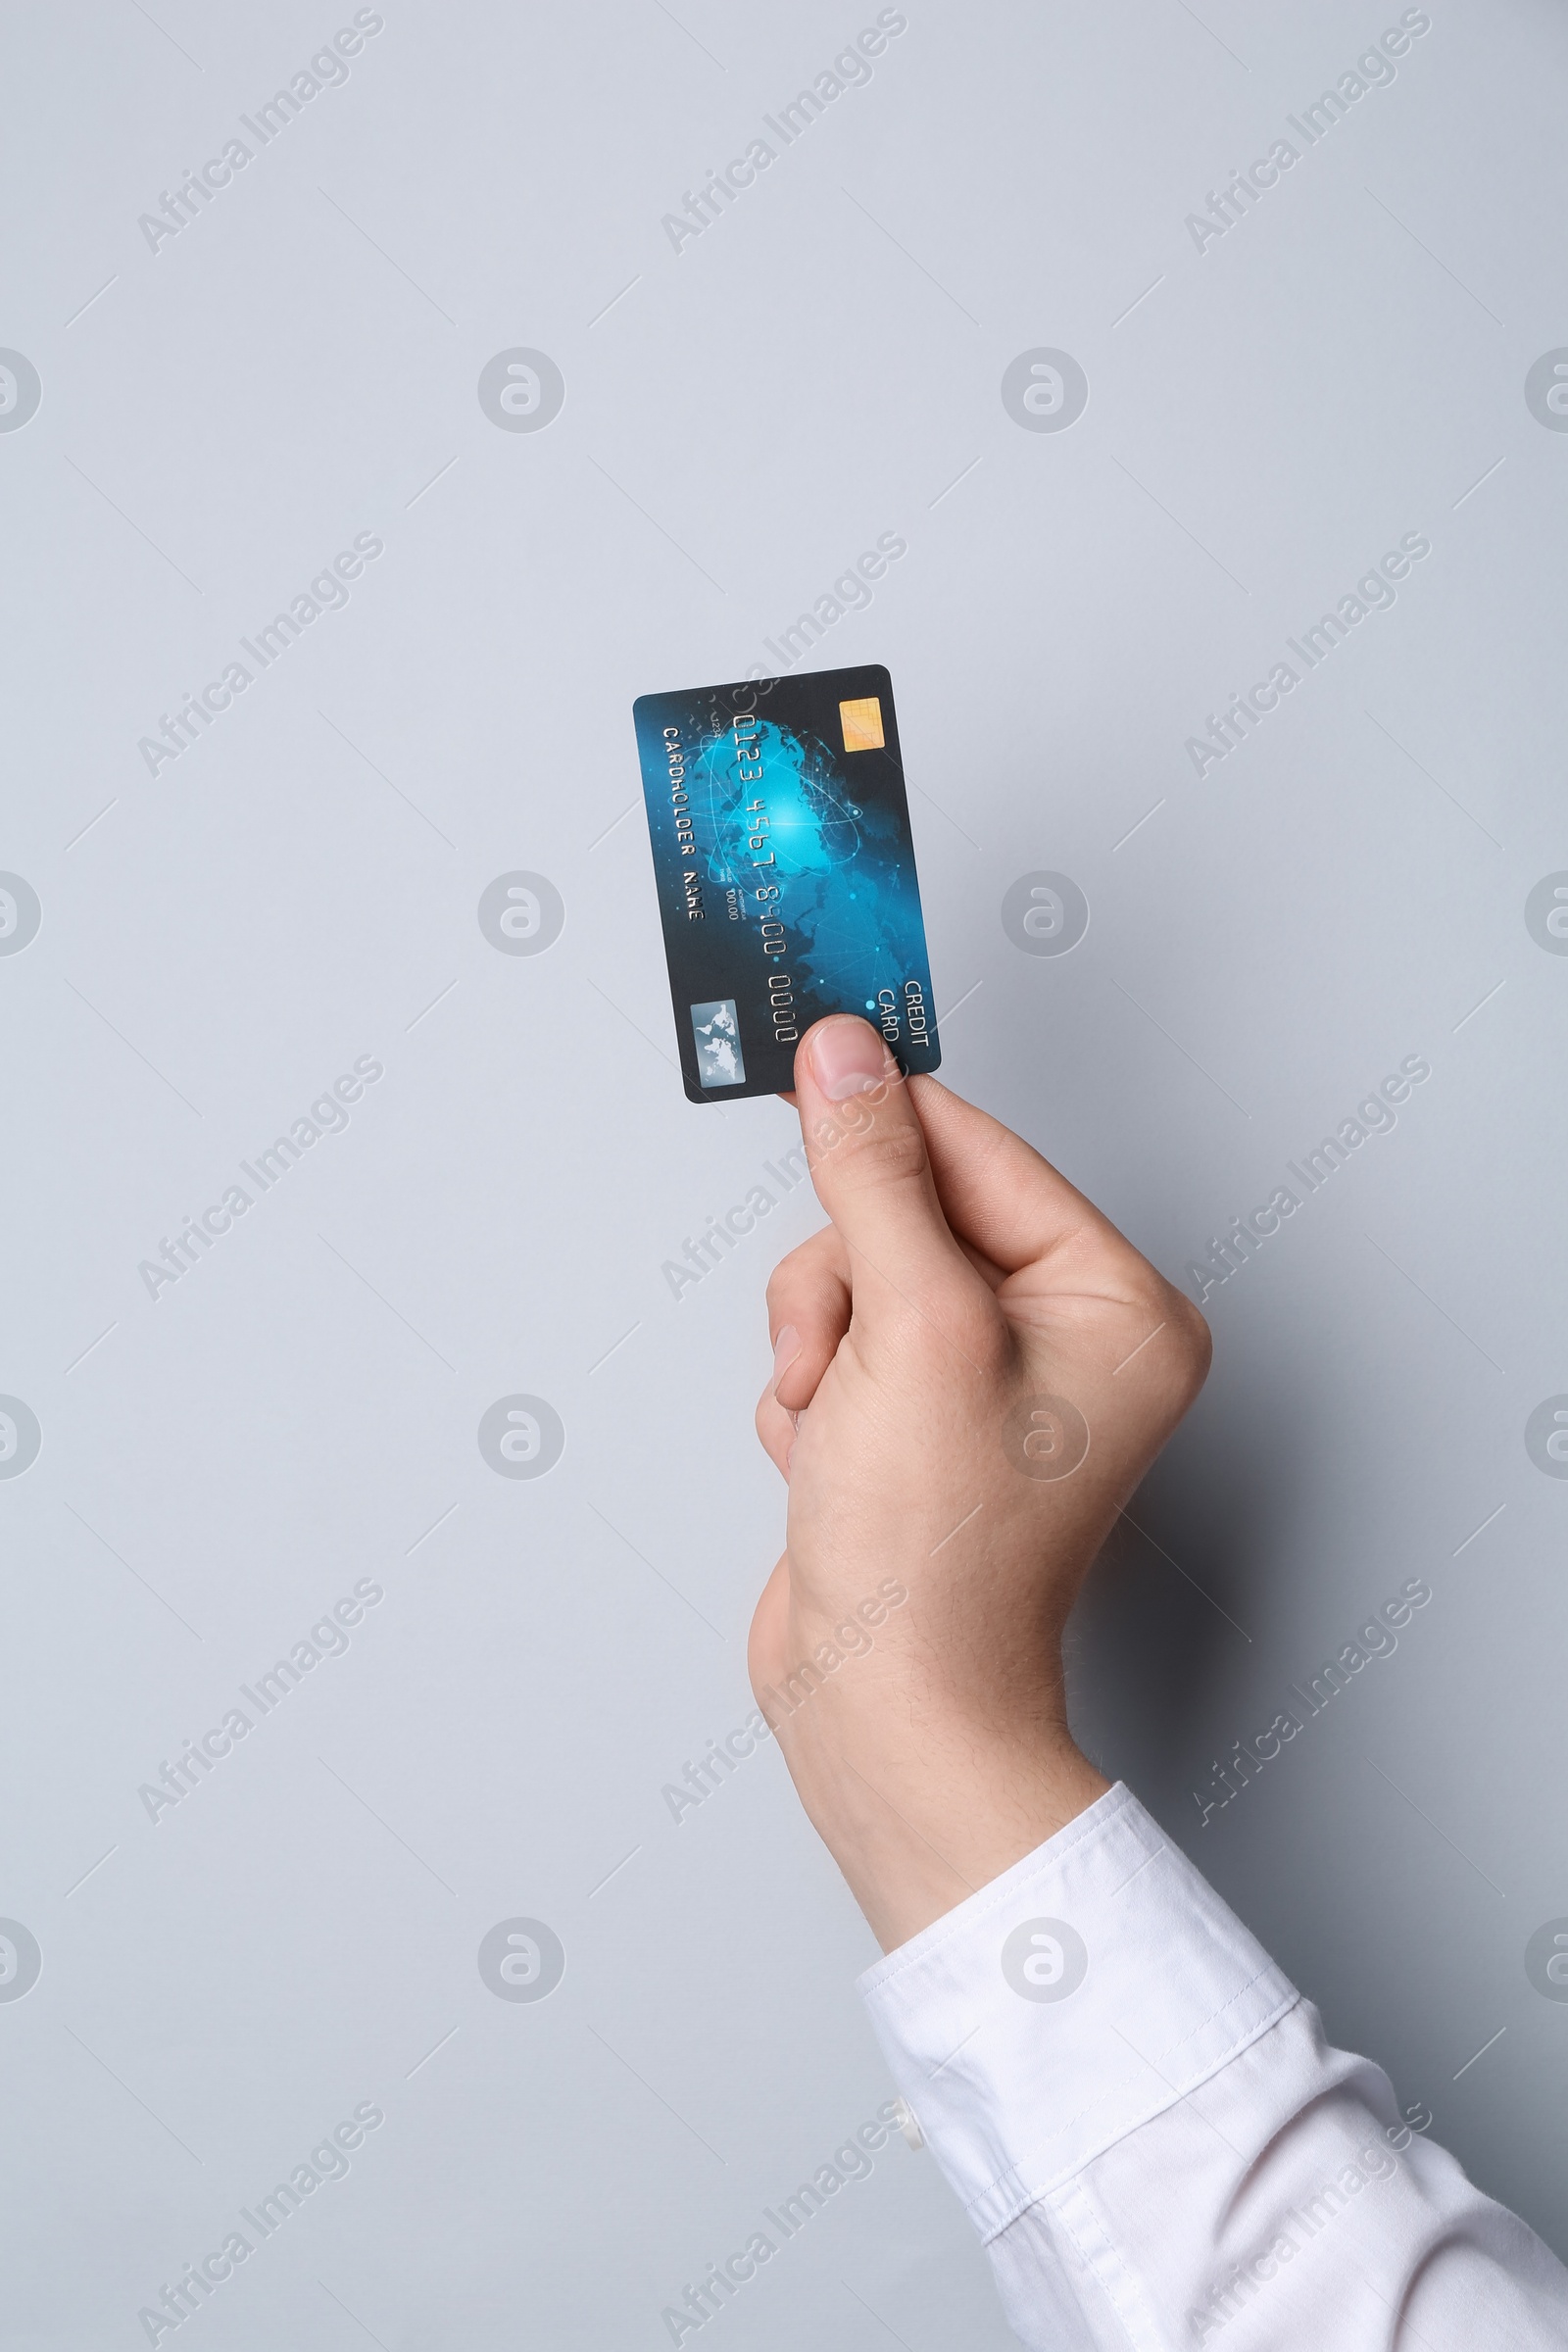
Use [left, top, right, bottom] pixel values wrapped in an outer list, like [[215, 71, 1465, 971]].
[[3, 0, 1566, 2344]]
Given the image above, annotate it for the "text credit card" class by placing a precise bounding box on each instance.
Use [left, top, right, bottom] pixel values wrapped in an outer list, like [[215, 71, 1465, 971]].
[[632, 664, 941, 1103]]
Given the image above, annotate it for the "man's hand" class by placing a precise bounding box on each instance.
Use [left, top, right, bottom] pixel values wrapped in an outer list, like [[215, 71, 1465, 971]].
[[749, 1014, 1211, 1951]]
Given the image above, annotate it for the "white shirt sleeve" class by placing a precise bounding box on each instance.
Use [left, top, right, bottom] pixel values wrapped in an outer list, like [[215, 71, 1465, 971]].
[[858, 1783, 1568, 2349]]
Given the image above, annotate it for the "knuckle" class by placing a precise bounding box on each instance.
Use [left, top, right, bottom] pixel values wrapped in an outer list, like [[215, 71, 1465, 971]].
[[1181, 1298, 1214, 1378], [764, 1256, 804, 1314], [766, 1229, 831, 1301], [1161, 1286, 1213, 1389]]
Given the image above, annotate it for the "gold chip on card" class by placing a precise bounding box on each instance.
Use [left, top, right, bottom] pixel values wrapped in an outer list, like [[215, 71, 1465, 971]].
[[839, 696, 885, 753]]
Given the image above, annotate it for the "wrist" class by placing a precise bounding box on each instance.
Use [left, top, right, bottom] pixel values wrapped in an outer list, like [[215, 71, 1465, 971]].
[[766, 1671, 1110, 1951]]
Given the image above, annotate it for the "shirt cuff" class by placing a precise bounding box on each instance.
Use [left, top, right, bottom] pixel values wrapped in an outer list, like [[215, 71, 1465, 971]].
[[857, 1783, 1299, 2243]]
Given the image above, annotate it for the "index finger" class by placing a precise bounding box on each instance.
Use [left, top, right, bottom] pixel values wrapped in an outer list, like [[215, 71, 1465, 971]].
[[907, 1073, 1151, 1291]]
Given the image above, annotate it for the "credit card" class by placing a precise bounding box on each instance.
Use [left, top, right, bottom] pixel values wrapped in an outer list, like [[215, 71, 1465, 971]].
[[632, 664, 941, 1103]]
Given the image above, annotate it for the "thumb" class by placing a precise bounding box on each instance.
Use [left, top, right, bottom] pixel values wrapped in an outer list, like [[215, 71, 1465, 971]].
[[791, 1016, 977, 1328]]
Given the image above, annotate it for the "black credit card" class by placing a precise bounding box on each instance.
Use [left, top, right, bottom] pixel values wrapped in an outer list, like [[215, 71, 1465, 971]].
[[632, 664, 941, 1103]]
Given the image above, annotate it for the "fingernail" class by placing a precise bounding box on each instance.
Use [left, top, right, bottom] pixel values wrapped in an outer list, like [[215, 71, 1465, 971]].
[[810, 1016, 886, 1102], [771, 1324, 801, 1393]]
